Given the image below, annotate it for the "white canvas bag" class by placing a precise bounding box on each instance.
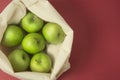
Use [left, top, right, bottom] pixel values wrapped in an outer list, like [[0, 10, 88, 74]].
[[0, 0, 74, 80]]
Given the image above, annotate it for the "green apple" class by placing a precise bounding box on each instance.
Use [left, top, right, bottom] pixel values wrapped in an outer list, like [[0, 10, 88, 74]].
[[30, 52, 52, 73], [1, 25, 24, 47], [21, 12, 44, 33], [8, 49, 30, 72], [22, 33, 45, 54], [42, 22, 66, 44]]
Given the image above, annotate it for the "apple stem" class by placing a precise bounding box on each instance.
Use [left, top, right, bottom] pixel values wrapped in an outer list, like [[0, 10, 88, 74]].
[[34, 38, 40, 44], [57, 33, 60, 37], [22, 55, 26, 60], [35, 59, 41, 64], [33, 16, 38, 22]]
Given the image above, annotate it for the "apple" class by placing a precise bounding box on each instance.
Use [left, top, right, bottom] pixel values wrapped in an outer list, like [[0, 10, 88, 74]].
[[1, 25, 24, 47], [21, 12, 44, 33], [42, 22, 66, 44], [8, 49, 30, 72], [22, 33, 45, 54], [30, 52, 52, 73]]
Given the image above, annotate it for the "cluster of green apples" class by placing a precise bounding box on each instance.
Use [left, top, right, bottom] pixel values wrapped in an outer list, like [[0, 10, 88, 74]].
[[1, 12, 66, 73]]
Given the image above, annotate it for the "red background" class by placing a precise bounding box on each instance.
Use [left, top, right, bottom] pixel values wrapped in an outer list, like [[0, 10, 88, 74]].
[[0, 0, 120, 80]]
